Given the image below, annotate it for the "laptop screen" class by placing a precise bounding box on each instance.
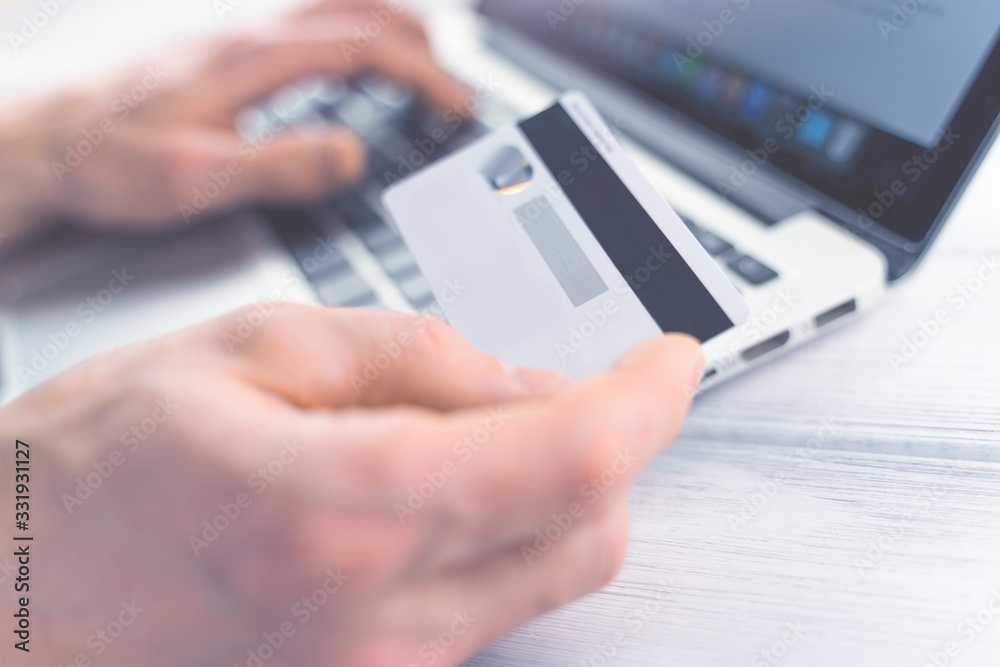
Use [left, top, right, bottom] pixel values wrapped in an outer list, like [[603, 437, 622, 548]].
[[479, 0, 1000, 245]]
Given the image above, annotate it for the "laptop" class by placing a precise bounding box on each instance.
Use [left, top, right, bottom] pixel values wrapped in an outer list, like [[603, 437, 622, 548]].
[[1, 0, 999, 403]]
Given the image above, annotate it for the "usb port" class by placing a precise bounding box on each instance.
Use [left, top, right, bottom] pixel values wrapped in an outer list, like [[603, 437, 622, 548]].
[[815, 299, 857, 329], [741, 331, 791, 363]]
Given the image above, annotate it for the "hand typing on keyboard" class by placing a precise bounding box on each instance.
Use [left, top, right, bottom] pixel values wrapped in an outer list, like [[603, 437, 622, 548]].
[[0, 3, 709, 664], [0, 304, 704, 667], [0, 0, 470, 240]]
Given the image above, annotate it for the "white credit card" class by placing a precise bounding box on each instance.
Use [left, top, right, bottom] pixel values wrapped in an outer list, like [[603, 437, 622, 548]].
[[383, 91, 748, 381]]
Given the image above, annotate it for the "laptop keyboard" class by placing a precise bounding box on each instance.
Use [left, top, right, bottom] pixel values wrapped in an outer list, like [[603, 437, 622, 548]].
[[681, 217, 779, 288], [252, 77, 780, 314]]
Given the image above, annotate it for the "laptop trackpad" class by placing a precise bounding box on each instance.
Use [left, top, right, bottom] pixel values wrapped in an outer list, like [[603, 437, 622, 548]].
[[1, 216, 316, 401]]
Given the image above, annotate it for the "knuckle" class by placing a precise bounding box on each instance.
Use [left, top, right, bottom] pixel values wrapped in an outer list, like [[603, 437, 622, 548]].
[[593, 513, 630, 588], [410, 315, 461, 359], [223, 301, 312, 356], [574, 419, 622, 486], [214, 31, 272, 68]]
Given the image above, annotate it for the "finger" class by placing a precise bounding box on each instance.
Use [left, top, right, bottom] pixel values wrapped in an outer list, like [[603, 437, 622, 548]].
[[390, 334, 703, 566], [208, 19, 468, 117], [290, 0, 432, 46], [314, 503, 632, 667], [289, 334, 701, 577], [212, 304, 568, 410], [229, 125, 369, 204], [166, 125, 366, 214]]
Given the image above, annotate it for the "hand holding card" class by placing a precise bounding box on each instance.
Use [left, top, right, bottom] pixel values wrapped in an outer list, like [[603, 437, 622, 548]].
[[384, 91, 748, 381]]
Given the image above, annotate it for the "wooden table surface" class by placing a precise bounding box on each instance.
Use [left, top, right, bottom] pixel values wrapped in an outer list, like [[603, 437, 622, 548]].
[[468, 158, 1000, 667], [2, 2, 997, 665]]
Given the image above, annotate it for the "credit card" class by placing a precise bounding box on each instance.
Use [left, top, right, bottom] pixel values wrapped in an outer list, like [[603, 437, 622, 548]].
[[383, 91, 748, 380]]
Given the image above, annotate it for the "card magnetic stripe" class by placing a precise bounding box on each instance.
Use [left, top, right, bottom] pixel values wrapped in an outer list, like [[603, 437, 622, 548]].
[[519, 103, 735, 342]]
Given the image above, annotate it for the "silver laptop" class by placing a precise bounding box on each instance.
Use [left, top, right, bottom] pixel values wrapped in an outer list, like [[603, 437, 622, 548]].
[[2, 0, 999, 403]]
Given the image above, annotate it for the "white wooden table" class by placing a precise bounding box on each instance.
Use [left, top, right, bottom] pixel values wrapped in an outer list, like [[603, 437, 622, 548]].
[[468, 159, 1000, 667], [2, 1, 998, 665]]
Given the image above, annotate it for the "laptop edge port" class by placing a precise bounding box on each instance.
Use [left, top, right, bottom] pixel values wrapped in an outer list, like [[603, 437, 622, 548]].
[[815, 299, 858, 329], [741, 331, 791, 363]]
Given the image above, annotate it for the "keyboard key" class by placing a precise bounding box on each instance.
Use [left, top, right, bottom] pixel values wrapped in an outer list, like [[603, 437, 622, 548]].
[[398, 273, 434, 304], [315, 272, 376, 307], [367, 152, 396, 181], [728, 254, 779, 286], [262, 206, 314, 234], [679, 216, 735, 256], [336, 94, 388, 135], [693, 228, 735, 257], [357, 76, 415, 115], [359, 225, 402, 254], [235, 107, 272, 142], [300, 76, 349, 106], [371, 128, 419, 161], [413, 293, 441, 312], [333, 195, 382, 232], [352, 295, 392, 311], [263, 208, 350, 278], [377, 246, 421, 280]]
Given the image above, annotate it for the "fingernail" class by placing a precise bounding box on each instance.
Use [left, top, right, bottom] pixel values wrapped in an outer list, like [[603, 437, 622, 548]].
[[504, 365, 569, 396], [687, 350, 706, 398], [681, 340, 706, 400], [617, 335, 705, 396]]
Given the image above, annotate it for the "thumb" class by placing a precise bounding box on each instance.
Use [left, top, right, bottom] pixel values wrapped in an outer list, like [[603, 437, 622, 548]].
[[614, 333, 705, 395], [232, 125, 367, 204], [560, 333, 705, 466]]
